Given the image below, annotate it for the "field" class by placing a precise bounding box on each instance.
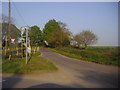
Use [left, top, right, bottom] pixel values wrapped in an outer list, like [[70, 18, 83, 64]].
[[2, 47, 58, 74], [49, 46, 120, 66]]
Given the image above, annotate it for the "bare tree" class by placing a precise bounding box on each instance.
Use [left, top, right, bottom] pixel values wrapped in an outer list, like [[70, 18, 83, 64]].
[[2, 14, 8, 23], [74, 30, 98, 47], [74, 34, 83, 47], [2, 14, 15, 24]]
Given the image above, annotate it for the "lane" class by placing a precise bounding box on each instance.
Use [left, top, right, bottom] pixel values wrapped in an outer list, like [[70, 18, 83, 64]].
[[40, 48, 119, 88], [3, 76, 70, 88], [2, 48, 119, 88]]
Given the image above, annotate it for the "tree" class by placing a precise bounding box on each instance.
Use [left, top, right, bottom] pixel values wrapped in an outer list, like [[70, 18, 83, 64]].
[[48, 28, 62, 47], [43, 19, 60, 42], [43, 19, 72, 47], [29, 25, 42, 46], [74, 30, 98, 47], [1, 14, 8, 23], [58, 21, 71, 46], [2, 14, 15, 24], [74, 34, 82, 47], [1, 23, 20, 40], [1, 14, 18, 40]]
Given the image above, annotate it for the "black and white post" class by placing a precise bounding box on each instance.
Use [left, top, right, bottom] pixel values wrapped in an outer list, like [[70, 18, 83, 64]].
[[20, 26, 30, 64]]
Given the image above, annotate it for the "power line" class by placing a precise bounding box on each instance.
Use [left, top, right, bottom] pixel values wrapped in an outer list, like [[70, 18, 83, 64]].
[[12, 1, 28, 26]]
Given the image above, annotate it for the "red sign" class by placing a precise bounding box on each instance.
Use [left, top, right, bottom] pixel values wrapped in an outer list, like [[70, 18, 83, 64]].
[[11, 39, 15, 42]]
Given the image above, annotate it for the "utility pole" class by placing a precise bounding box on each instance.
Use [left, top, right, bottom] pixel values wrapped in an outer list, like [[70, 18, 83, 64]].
[[8, 0, 11, 60]]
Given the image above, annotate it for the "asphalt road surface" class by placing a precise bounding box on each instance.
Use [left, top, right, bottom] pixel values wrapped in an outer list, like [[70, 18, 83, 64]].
[[2, 48, 119, 88]]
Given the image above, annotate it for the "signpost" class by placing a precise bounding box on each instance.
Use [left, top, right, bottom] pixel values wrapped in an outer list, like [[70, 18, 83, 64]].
[[25, 27, 28, 64], [11, 38, 15, 44], [20, 26, 30, 64]]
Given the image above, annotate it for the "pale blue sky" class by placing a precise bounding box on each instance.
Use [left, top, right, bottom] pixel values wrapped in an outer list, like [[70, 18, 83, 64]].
[[2, 2, 118, 46]]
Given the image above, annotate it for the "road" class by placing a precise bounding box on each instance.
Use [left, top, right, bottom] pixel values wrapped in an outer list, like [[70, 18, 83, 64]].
[[2, 48, 119, 88]]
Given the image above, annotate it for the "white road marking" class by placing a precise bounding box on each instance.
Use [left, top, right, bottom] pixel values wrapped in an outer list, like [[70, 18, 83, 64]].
[[0, 80, 6, 82]]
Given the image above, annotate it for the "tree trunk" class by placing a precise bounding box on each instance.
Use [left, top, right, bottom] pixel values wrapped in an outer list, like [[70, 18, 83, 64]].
[[84, 44, 87, 49]]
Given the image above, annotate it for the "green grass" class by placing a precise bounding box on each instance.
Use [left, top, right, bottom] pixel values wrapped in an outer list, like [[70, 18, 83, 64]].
[[0, 59, 1, 73], [2, 53, 58, 74], [48, 46, 120, 66]]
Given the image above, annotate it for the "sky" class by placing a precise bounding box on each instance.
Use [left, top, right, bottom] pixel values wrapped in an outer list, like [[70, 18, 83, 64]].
[[2, 1, 118, 46]]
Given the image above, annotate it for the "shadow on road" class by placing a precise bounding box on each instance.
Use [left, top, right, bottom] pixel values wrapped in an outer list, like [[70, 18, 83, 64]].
[[2, 59, 23, 88], [2, 53, 34, 88], [24, 83, 85, 88], [2, 74, 22, 88], [2, 76, 85, 88], [75, 69, 118, 88], [24, 83, 70, 88]]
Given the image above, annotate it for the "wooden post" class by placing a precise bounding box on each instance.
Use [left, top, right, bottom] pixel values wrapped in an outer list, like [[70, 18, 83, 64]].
[[8, 0, 11, 60], [16, 47, 18, 56]]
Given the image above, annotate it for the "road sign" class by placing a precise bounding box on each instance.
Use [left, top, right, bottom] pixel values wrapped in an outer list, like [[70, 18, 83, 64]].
[[20, 26, 30, 64], [27, 47, 31, 54], [11, 38, 15, 43]]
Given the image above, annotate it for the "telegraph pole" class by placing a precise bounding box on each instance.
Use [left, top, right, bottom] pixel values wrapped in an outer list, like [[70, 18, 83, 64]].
[[8, 0, 11, 60]]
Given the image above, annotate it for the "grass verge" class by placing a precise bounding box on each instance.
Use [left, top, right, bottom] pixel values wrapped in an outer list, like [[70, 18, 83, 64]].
[[2, 53, 58, 74], [48, 46, 120, 66]]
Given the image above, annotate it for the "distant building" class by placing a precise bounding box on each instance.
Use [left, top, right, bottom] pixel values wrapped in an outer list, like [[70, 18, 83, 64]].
[[70, 40, 78, 47]]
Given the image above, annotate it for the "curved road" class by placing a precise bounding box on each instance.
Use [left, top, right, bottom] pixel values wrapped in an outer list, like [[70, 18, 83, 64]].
[[2, 48, 119, 88], [40, 48, 118, 88]]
